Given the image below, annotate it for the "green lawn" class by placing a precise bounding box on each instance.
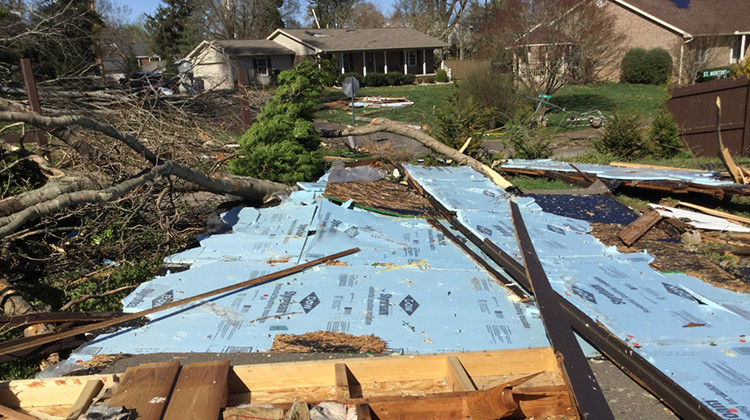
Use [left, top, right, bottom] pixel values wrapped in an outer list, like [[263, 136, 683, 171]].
[[316, 83, 453, 130], [543, 82, 668, 132]]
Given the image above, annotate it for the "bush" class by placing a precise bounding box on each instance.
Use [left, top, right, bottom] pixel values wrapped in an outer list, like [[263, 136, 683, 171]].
[[435, 69, 448, 83], [620, 47, 672, 84], [423, 76, 435, 83], [363, 72, 387, 87], [435, 88, 491, 157], [501, 122, 553, 160], [230, 61, 326, 184], [594, 111, 649, 159], [336, 72, 362, 86], [648, 105, 682, 158], [385, 72, 404, 86], [620, 48, 647, 84], [404, 73, 416, 84], [457, 65, 519, 128]]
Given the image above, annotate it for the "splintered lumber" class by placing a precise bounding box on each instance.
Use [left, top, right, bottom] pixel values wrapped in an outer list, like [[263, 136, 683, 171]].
[[618, 209, 663, 246], [677, 201, 750, 225], [609, 162, 708, 172], [0, 248, 360, 357], [106, 362, 180, 420], [716, 97, 750, 184], [0, 403, 40, 420], [510, 201, 614, 420], [163, 360, 230, 419], [66, 379, 104, 419]]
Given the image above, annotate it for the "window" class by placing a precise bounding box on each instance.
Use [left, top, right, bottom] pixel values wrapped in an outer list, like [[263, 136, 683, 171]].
[[407, 50, 418, 67], [696, 46, 708, 64], [731, 38, 742, 62], [254, 57, 269, 76]]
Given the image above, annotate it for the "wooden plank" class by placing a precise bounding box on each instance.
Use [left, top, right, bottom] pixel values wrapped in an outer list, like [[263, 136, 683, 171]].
[[444, 356, 476, 392], [334, 363, 350, 400], [618, 209, 663, 246], [66, 379, 104, 419], [0, 248, 359, 357], [609, 162, 708, 172], [107, 361, 180, 420], [510, 201, 614, 420], [717, 97, 748, 184], [223, 404, 284, 419], [0, 403, 41, 420], [163, 360, 230, 420], [677, 201, 750, 225]]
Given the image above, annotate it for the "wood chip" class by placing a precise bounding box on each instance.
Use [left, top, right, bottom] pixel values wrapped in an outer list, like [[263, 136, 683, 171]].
[[271, 331, 386, 353]]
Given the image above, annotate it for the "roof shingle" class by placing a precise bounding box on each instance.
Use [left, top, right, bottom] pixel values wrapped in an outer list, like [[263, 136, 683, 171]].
[[272, 28, 450, 52]]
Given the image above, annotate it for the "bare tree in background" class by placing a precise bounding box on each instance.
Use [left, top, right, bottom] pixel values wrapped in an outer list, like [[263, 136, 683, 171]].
[[673, 34, 728, 84], [390, 0, 470, 40], [350, 2, 386, 28], [196, 0, 291, 40]]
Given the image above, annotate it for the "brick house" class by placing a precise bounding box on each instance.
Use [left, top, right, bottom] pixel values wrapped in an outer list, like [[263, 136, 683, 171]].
[[186, 28, 449, 90], [603, 0, 750, 82]]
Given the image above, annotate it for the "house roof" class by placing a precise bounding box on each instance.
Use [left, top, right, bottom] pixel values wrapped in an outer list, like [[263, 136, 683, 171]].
[[214, 39, 295, 56], [613, 0, 750, 36], [268, 28, 450, 53]]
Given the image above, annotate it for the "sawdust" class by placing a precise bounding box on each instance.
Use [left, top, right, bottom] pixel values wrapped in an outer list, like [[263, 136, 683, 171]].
[[590, 222, 750, 294], [81, 353, 129, 368], [271, 331, 386, 353]]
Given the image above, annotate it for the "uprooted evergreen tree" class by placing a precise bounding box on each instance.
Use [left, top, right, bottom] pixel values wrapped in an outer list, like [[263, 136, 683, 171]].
[[230, 61, 328, 184]]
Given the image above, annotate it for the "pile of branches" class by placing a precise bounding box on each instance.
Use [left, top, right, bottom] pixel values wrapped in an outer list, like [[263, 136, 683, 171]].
[[0, 93, 289, 348]]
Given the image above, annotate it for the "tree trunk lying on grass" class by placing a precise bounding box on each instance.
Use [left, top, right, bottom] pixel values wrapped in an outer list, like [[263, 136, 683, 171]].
[[330, 117, 514, 190], [0, 98, 291, 240]]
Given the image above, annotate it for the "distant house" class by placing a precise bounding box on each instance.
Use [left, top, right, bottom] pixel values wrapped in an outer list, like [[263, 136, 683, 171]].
[[604, 0, 749, 82], [511, 0, 750, 84], [186, 28, 450, 90]]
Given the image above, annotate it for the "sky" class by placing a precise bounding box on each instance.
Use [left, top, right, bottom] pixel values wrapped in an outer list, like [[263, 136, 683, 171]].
[[123, 0, 395, 24]]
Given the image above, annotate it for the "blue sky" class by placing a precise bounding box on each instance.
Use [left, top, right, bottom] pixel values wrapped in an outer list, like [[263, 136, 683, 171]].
[[123, 0, 395, 24]]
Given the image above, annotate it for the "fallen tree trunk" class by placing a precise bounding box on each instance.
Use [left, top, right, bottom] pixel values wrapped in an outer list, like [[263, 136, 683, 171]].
[[334, 118, 513, 190]]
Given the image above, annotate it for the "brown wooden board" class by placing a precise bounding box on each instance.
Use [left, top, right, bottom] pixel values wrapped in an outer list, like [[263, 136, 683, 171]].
[[107, 361, 180, 420], [510, 201, 614, 420], [163, 360, 230, 420], [618, 209, 663, 246]]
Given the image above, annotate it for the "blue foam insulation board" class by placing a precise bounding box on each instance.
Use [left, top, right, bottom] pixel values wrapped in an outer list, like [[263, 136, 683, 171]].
[[58, 187, 550, 373], [502, 159, 738, 187], [403, 164, 750, 419]]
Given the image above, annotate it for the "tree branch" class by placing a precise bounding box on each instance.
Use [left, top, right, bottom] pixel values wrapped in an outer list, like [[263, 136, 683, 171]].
[[336, 118, 513, 190]]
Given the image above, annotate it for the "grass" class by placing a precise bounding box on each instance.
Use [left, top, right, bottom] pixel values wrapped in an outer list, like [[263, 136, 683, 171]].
[[508, 175, 578, 191], [316, 83, 453, 130], [543, 82, 668, 132]]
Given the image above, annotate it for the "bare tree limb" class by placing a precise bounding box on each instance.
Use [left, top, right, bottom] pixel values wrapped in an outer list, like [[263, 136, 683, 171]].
[[59, 285, 137, 311], [337, 118, 513, 190]]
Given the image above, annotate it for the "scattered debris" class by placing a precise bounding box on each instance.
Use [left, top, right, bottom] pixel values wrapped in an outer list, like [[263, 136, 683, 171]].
[[650, 204, 750, 232], [271, 331, 386, 353], [618, 209, 662, 246]]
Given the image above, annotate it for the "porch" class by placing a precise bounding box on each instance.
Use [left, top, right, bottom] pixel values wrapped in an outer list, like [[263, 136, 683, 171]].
[[332, 49, 437, 76]]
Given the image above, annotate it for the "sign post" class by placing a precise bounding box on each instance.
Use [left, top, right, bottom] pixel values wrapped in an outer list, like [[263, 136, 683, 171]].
[[341, 76, 360, 150]]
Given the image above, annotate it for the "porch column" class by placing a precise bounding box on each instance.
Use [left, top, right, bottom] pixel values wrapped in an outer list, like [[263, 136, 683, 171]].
[[743, 35, 747, 61], [340, 54, 344, 74], [384, 51, 388, 73], [423, 49, 427, 75], [363, 52, 367, 76], [404, 51, 408, 74]]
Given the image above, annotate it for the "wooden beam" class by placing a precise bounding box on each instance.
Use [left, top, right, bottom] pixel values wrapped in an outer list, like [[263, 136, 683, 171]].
[[0, 248, 360, 357], [163, 360, 230, 420], [334, 363, 351, 400], [66, 379, 104, 420], [618, 209, 663, 246], [677, 201, 750, 225], [107, 361, 180, 420], [444, 356, 476, 392], [609, 162, 708, 172], [510, 201, 614, 420], [0, 403, 41, 420], [716, 97, 749, 184]]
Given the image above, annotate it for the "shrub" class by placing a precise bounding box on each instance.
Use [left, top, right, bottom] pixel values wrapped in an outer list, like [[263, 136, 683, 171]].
[[501, 122, 553, 160], [457, 65, 519, 128], [404, 73, 416, 84], [435, 88, 491, 157], [620, 48, 647, 84], [648, 105, 682, 158], [644, 48, 672, 85], [435, 69, 448, 83], [730, 56, 750, 78], [336, 72, 362, 86], [594, 111, 649, 159], [363, 72, 387, 87], [230, 61, 326, 184], [385, 72, 404, 86], [620, 47, 672, 84], [423, 76, 435, 83]]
